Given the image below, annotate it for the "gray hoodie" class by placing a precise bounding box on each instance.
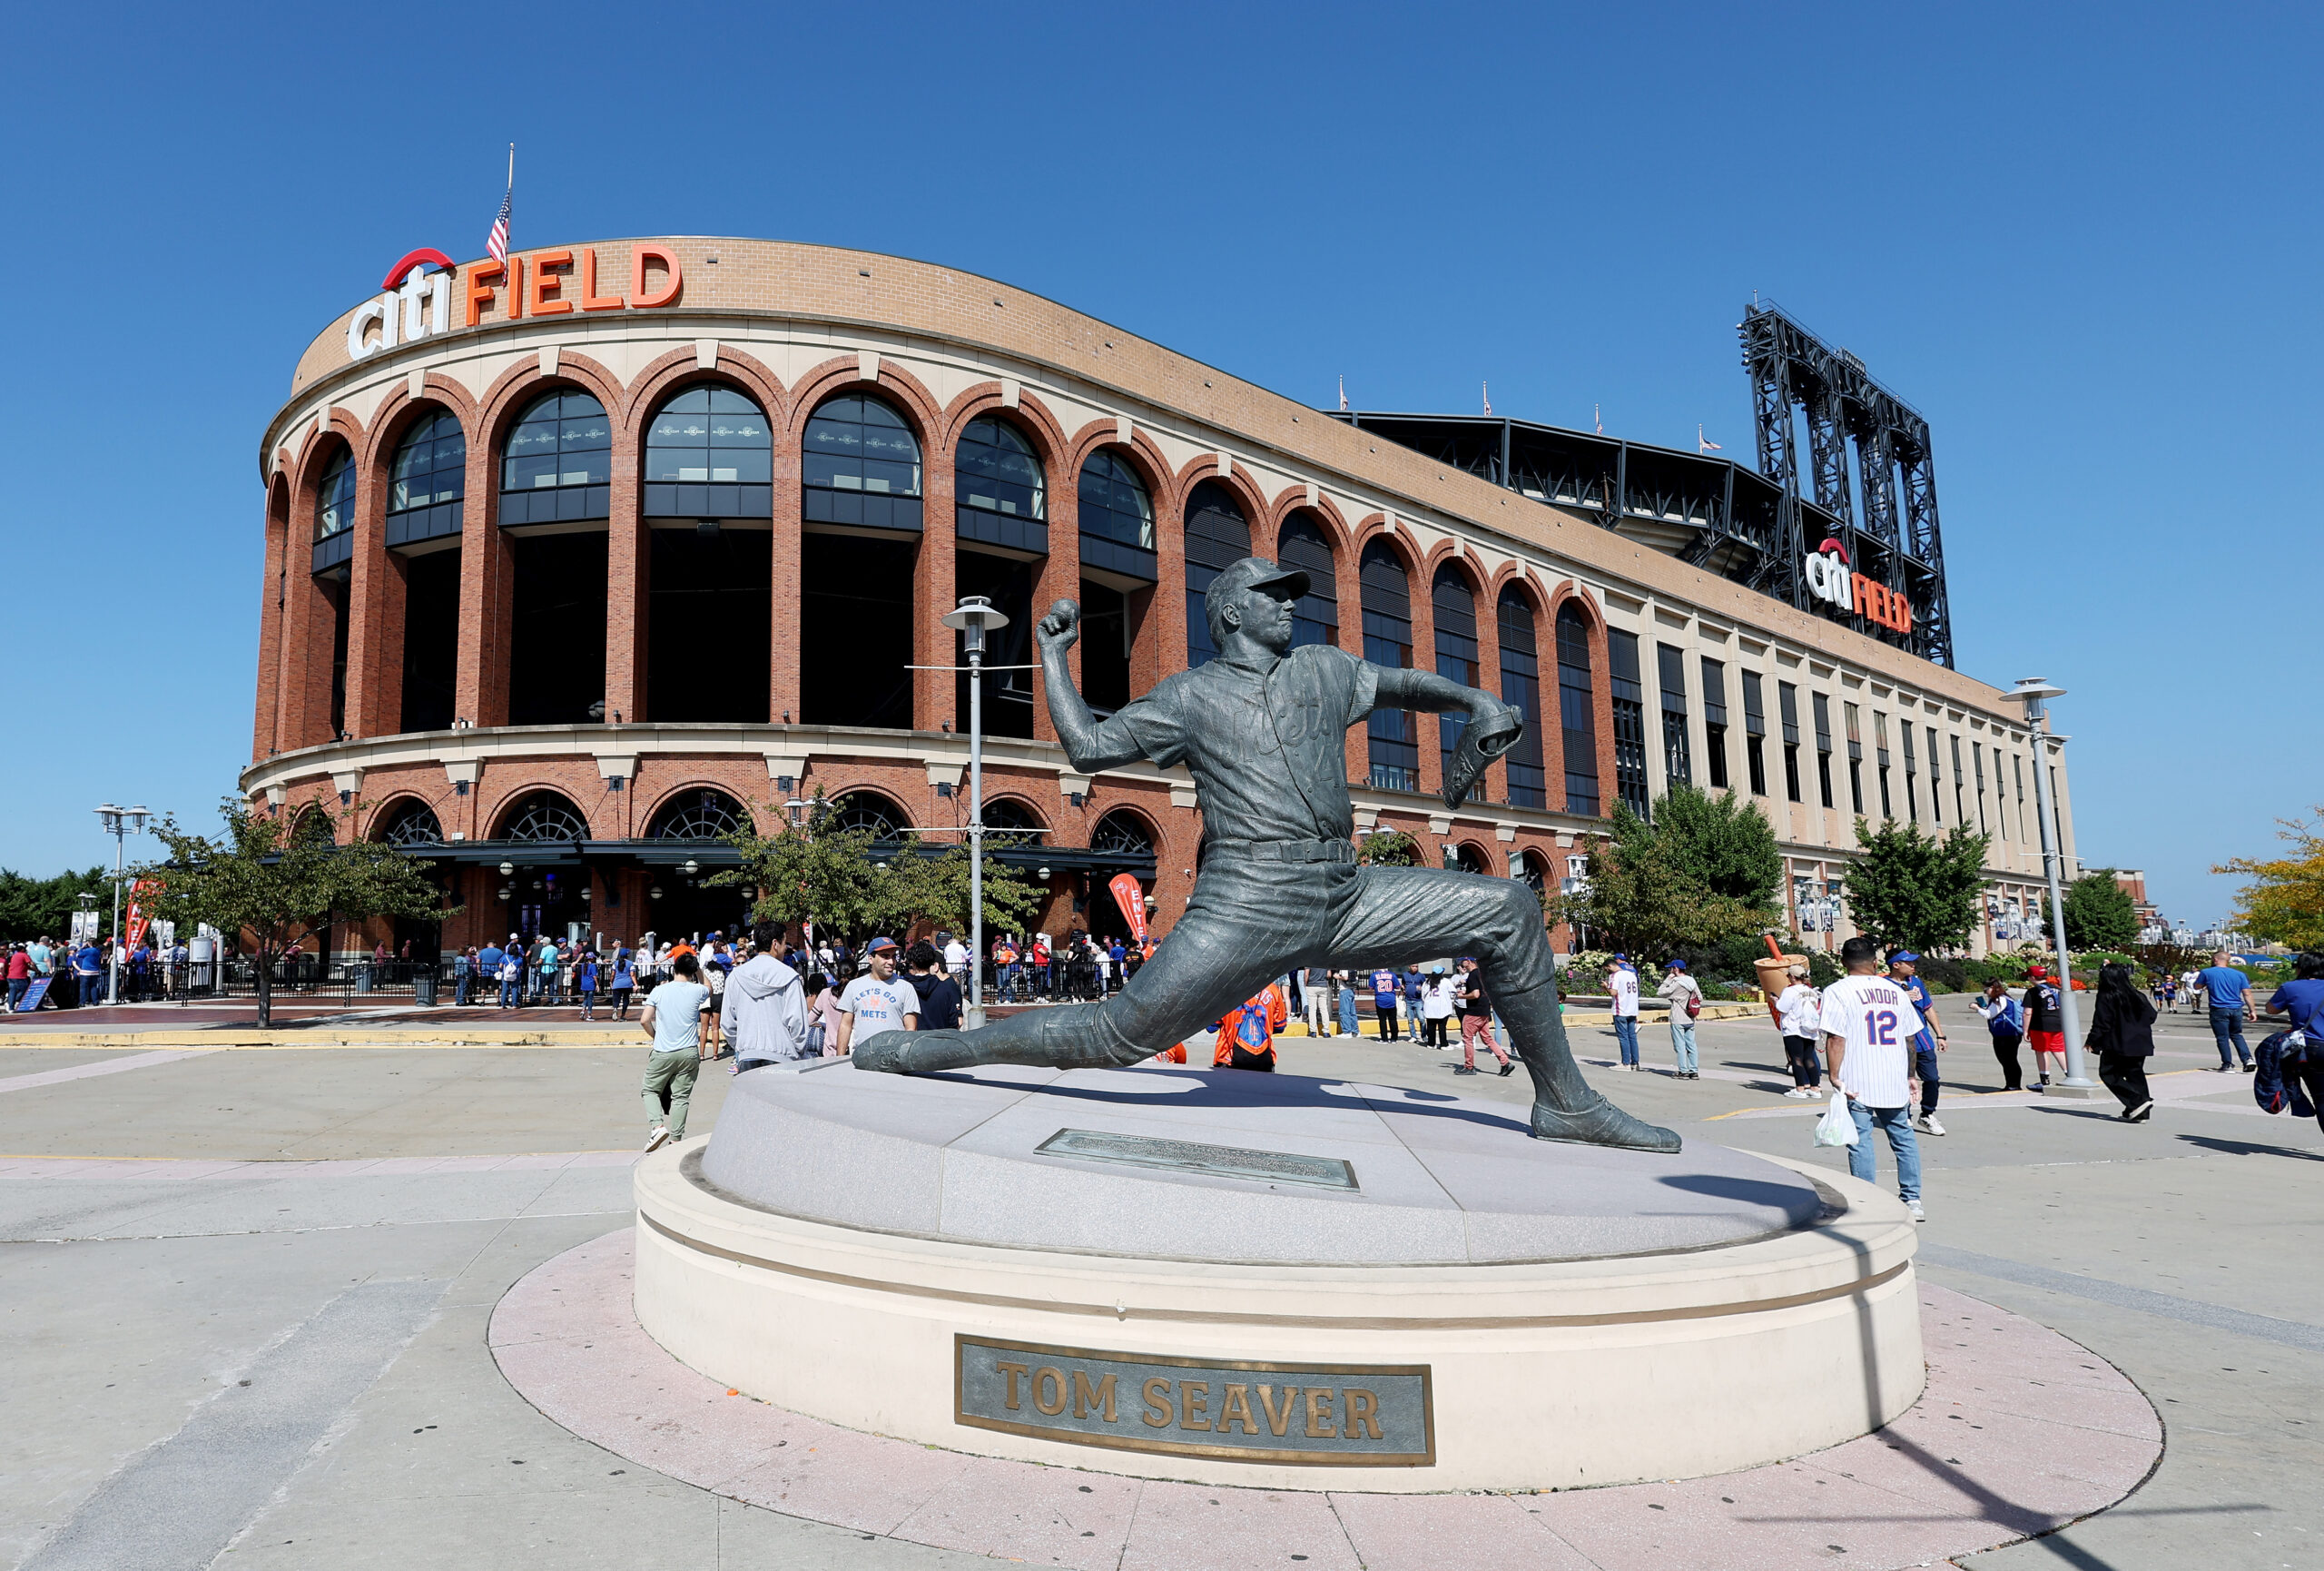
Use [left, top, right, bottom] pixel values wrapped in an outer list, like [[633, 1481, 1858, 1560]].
[[721, 953, 810, 1065]]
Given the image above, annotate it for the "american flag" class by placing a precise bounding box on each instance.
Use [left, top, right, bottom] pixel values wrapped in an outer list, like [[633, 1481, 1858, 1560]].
[[486, 144, 513, 266], [1698, 424, 1722, 453], [486, 188, 511, 267]]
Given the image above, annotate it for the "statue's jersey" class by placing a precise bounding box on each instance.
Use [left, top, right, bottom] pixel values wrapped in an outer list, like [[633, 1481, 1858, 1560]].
[[1093, 644, 1381, 846]]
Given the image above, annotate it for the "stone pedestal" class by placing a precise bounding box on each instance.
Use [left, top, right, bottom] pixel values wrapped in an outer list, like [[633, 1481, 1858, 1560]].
[[635, 1061, 1922, 1492]]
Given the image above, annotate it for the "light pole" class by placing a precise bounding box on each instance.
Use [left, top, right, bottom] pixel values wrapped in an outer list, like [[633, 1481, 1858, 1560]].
[[93, 804, 151, 1005], [1560, 875, 1590, 953], [940, 595, 1009, 1029], [2006, 678, 2094, 1096]]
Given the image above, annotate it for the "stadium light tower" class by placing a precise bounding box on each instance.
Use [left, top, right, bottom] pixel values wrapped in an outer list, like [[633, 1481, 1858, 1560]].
[[2006, 680, 2094, 1096]]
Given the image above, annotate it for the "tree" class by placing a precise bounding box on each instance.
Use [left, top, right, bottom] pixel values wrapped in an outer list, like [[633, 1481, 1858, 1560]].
[[2215, 807, 2324, 951], [2050, 869, 2139, 953], [715, 795, 885, 938], [1844, 818, 1992, 955], [131, 799, 455, 1028], [714, 795, 1046, 943], [1649, 785, 1784, 907], [1356, 829, 1422, 866], [1555, 803, 1769, 960], [870, 835, 1045, 937], [0, 865, 111, 941]]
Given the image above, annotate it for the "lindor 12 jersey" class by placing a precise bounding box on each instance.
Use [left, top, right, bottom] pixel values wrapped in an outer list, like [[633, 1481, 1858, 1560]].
[[1817, 974, 1926, 1107]]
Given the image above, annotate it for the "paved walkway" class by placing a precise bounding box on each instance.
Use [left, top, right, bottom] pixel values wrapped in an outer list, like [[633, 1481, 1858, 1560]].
[[0, 1000, 2313, 1568]]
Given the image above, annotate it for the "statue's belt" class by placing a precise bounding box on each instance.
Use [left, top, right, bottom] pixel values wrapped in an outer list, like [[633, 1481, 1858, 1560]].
[[1199, 837, 1357, 866]]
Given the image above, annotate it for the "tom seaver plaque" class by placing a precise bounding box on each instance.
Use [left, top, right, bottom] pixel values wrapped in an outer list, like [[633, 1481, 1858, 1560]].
[[956, 1335, 1433, 1466]]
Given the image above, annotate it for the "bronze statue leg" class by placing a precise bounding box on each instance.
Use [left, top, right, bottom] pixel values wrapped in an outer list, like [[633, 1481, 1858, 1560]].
[[1322, 866, 1679, 1153], [851, 863, 1325, 1074]]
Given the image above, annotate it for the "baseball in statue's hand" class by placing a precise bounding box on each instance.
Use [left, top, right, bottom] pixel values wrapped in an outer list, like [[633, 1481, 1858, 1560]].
[[1037, 598, 1081, 654]]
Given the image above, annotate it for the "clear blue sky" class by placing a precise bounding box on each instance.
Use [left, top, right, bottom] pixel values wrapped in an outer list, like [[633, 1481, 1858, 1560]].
[[1, 2, 2312, 927]]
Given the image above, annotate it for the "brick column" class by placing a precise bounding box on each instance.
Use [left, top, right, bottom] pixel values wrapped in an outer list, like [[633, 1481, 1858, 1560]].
[[915, 424, 957, 733], [454, 431, 511, 728], [1472, 581, 1503, 805], [770, 402, 803, 726], [1034, 449, 1080, 746], [605, 431, 646, 723], [251, 484, 288, 760], [1410, 562, 1443, 802]]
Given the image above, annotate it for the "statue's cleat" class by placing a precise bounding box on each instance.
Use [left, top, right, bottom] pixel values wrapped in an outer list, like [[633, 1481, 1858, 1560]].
[[1529, 1096, 1681, 1154], [850, 1030, 978, 1074]]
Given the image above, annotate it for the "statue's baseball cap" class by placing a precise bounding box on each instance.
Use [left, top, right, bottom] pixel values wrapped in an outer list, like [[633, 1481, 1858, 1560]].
[[1206, 557, 1310, 606]]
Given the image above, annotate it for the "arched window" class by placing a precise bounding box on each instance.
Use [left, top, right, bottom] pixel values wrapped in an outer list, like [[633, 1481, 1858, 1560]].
[[1448, 843, 1491, 875], [375, 800, 444, 847], [1091, 810, 1156, 858], [1275, 512, 1337, 649], [803, 394, 922, 532], [293, 807, 340, 845], [956, 416, 1046, 554], [645, 387, 772, 519], [1433, 565, 1479, 787], [1184, 480, 1249, 668], [1360, 540, 1417, 792], [497, 791, 589, 843], [386, 411, 467, 548], [1497, 589, 1548, 808], [499, 391, 611, 526], [311, 448, 356, 570], [980, 798, 1047, 834], [1514, 848, 1551, 894], [1077, 449, 1156, 578], [827, 792, 905, 840], [649, 789, 750, 842], [1556, 602, 1601, 816]]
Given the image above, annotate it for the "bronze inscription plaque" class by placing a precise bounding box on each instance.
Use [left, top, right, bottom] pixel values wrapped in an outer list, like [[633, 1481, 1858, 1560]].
[[955, 1335, 1433, 1466], [1035, 1128, 1358, 1191]]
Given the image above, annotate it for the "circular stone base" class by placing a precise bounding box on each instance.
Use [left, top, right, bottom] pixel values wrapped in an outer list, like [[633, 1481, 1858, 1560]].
[[635, 1063, 1924, 1491], [497, 1230, 2163, 1570]]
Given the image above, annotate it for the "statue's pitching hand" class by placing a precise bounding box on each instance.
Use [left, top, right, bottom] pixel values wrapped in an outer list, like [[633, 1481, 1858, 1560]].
[[1037, 598, 1081, 655]]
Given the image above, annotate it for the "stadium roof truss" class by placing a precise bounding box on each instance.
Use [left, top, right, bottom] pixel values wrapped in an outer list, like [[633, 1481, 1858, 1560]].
[[1330, 300, 1953, 668]]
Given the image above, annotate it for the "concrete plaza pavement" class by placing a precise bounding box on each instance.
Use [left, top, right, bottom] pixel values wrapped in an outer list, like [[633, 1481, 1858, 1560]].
[[2, 995, 2315, 1570]]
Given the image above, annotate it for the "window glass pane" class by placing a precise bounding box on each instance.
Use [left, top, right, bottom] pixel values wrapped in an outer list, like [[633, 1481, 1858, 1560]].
[[645, 385, 773, 488], [1077, 450, 1154, 549], [1276, 512, 1336, 648], [803, 394, 922, 498], [957, 417, 1045, 519], [1555, 603, 1599, 815], [313, 450, 355, 540], [501, 391, 609, 491]]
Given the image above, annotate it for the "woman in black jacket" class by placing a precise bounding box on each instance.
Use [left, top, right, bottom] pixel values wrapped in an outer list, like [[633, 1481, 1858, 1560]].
[[2087, 962, 2159, 1121]]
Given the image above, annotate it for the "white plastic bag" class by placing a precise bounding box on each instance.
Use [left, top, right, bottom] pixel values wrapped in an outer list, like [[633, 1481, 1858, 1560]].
[[1813, 1091, 1859, 1148]]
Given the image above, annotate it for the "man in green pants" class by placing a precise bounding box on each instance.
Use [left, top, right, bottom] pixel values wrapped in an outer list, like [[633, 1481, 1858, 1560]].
[[639, 951, 710, 1151]]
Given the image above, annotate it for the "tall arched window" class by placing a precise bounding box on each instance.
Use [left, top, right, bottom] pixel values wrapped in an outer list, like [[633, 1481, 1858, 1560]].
[[1275, 512, 1337, 649], [497, 792, 589, 843], [643, 386, 773, 725], [645, 387, 773, 519], [1076, 450, 1154, 716], [1184, 480, 1249, 668], [499, 391, 611, 525], [386, 411, 467, 548], [1360, 540, 1417, 792], [802, 394, 920, 731], [803, 394, 922, 531], [953, 416, 1045, 739], [649, 789, 751, 842], [956, 416, 1046, 553], [980, 798, 1047, 840], [1497, 589, 1548, 808], [310, 448, 355, 735], [1433, 565, 1479, 787], [1078, 450, 1155, 568], [1556, 603, 1600, 816], [312, 448, 356, 568]]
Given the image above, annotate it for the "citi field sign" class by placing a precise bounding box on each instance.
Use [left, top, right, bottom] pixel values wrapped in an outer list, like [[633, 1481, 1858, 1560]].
[[345, 243, 685, 361], [1801, 537, 1913, 636]]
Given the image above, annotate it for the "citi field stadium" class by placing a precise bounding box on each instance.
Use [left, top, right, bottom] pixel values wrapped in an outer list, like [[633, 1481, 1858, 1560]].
[[244, 238, 2070, 958]]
